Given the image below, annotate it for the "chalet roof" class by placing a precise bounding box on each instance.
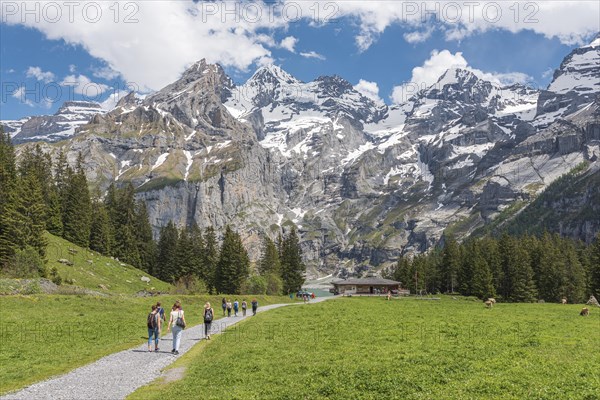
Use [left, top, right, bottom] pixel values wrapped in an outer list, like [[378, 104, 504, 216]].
[[331, 278, 400, 286]]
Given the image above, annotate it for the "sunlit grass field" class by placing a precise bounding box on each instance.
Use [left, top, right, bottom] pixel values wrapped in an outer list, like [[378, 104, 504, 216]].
[[0, 294, 293, 395], [130, 297, 600, 400]]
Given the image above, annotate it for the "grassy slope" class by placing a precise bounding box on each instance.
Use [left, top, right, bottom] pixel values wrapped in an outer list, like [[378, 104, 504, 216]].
[[0, 294, 295, 395], [129, 297, 600, 400], [45, 233, 172, 294]]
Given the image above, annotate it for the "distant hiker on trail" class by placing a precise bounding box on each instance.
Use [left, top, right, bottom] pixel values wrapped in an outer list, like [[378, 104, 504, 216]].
[[203, 302, 214, 340], [387, 291, 392, 301], [289, 293, 294, 300], [147, 305, 161, 352], [311, 293, 315, 299], [221, 298, 227, 316], [303, 293, 308, 303], [241, 300, 247, 316], [226, 300, 232, 317], [167, 301, 186, 355], [233, 300, 239, 317], [251, 298, 258, 315]]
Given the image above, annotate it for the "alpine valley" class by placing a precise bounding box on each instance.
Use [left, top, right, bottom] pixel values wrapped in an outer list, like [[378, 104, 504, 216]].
[[4, 34, 600, 278]]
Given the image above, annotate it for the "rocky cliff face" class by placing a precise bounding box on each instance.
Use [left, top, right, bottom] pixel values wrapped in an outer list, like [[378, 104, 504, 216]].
[[6, 38, 600, 278]]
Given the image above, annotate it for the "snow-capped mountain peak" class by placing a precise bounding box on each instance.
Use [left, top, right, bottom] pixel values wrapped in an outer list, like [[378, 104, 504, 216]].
[[547, 33, 600, 95], [249, 64, 301, 86]]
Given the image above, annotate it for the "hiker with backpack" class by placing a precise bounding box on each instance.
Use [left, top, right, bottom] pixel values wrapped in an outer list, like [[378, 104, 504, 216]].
[[203, 302, 214, 340], [221, 298, 227, 316], [251, 298, 258, 316], [233, 300, 239, 317], [156, 302, 166, 338], [167, 301, 186, 355], [241, 300, 247, 316], [226, 300, 232, 317], [147, 305, 161, 352]]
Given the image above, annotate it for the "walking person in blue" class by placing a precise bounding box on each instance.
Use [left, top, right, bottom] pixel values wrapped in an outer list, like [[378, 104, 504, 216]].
[[251, 298, 258, 316], [166, 301, 186, 355], [155, 302, 166, 339], [233, 300, 239, 317], [221, 298, 227, 316], [147, 305, 161, 352]]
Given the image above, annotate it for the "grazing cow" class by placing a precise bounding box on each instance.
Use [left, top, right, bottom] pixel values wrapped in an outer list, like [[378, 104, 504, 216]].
[[580, 307, 589, 316], [487, 298, 496, 305], [485, 300, 493, 308], [561, 298, 567, 305]]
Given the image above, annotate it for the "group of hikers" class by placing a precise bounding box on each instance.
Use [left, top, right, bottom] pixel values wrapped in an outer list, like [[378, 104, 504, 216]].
[[221, 298, 259, 317], [146, 298, 259, 354]]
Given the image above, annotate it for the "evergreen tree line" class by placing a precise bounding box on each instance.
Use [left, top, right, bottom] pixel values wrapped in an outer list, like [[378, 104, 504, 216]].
[[154, 222, 306, 295], [385, 232, 600, 303], [0, 130, 155, 275]]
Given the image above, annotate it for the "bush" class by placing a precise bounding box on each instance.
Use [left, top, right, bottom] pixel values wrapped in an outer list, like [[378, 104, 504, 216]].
[[241, 275, 267, 295], [172, 275, 208, 295], [265, 273, 283, 295], [2, 247, 47, 278], [50, 267, 63, 286]]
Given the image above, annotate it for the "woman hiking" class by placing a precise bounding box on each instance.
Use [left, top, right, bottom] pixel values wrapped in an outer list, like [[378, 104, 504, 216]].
[[203, 302, 214, 340], [221, 298, 227, 316], [241, 300, 247, 316], [226, 300, 233, 317], [147, 305, 161, 352], [167, 301, 186, 355]]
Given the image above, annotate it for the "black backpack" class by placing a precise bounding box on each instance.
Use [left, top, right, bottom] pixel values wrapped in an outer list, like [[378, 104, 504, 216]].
[[204, 308, 213, 323], [147, 312, 157, 329]]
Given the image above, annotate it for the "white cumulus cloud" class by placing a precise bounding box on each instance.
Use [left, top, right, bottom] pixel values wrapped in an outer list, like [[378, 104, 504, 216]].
[[354, 79, 383, 104], [280, 36, 298, 53], [391, 49, 532, 103], [61, 74, 109, 98], [26, 66, 56, 83]]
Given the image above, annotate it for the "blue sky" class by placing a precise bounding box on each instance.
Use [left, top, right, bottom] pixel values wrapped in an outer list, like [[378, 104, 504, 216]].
[[1, 1, 598, 120]]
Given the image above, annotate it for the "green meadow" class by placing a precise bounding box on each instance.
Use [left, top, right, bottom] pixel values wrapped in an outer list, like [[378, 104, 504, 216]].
[[0, 294, 293, 395], [129, 297, 600, 400]]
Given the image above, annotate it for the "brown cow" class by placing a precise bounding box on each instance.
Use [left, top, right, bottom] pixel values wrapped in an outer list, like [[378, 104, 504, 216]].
[[580, 307, 589, 316]]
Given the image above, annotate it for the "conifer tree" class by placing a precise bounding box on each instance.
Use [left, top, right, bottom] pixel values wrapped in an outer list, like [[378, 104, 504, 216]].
[[280, 227, 305, 294], [470, 244, 495, 299], [176, 227, 195, 278], [15, 170, 47, 258], [259, 236, 280, 276], [440, 234, 460, 293], [203, 226, 219, 292], [62, 154, 92, 247], [215, 226, 249, 294], [134, 201, 156, 273], [0, 130, 22, 265], [187, 223, 205, 280], [156, 221, 179, 283], [89, 200, 113, 255]]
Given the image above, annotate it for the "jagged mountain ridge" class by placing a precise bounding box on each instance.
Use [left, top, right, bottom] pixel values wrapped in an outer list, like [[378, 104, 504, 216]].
[[6, 101, 107, 144], [5, 36, 600, 278]]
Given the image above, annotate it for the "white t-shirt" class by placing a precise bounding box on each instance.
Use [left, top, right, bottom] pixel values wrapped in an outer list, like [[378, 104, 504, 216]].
[[170, 310, 184, 327]]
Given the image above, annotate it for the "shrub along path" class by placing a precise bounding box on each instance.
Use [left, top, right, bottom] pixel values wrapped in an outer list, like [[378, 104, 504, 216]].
[[1, 297, 335, 400]]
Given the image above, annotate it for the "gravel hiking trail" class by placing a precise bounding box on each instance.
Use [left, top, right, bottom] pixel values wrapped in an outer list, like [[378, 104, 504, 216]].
[[2, 296, 336, 400]]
